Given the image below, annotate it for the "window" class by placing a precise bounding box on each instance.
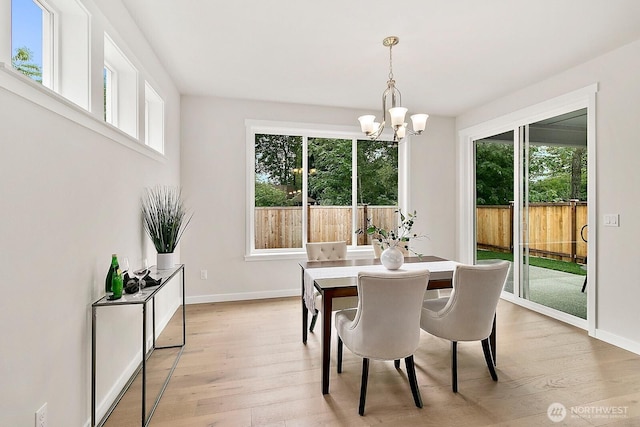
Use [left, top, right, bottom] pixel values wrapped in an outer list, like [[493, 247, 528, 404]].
[[144, 81, 164, 153], [249, 122, 402, 255], [10, 0, 90, 108], [104, 33, 138, 138], [2, 0, 167, 158], [11, 0, 52, 87]]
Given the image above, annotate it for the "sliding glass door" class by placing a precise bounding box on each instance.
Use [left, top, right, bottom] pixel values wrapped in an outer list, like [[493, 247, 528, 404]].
[[474, 109, 588, 321], [475, 130, 515, 294]]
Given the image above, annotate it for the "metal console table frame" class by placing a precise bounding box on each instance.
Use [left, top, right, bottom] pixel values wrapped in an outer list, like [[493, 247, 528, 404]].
[[91, 264, 186, 427]]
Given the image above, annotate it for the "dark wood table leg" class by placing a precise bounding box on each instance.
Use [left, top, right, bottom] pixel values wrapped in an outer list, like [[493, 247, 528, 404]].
[[490, 314, 497, 365], [302, 267, 308, 344], [321, 289, 333, 394]]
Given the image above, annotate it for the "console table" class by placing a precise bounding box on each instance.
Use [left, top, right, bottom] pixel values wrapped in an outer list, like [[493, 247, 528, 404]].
[[91, 264, 186, 427]]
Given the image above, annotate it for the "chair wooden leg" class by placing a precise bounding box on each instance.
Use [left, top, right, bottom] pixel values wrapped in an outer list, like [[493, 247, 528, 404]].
[[451, 341, 458, 393], [309, 309, 318, 332], [337, 336, 343, 373], [481, 338, 498, 381], [405, 355, 423, 408], [359, 358, 369, 416], [394, 359, 401, 369]]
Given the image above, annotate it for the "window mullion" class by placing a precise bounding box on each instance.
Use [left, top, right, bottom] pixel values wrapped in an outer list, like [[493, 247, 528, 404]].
[[302, 136, 309, 245], [351, 138, 358, 248]]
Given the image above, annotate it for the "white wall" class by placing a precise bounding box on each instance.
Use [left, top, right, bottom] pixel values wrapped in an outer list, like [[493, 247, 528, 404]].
[[0, 0, 181, 425], [180, 96, 457, 303], [456, 38, 640, 352]]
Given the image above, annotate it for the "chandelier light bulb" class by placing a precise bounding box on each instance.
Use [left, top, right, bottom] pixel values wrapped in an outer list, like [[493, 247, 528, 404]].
[[358, 115, 376, 134], [410, 114, 429, 133], [389, 107, 408, 128], [396, 123, 408, 139]]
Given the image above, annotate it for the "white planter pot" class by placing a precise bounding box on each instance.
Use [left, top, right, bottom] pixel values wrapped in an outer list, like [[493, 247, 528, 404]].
[[157, 253, 176, 270], [380, 247, 404, 270]]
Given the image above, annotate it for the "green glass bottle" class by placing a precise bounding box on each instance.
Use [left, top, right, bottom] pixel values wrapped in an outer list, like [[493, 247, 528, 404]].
[[111, 266, 124, 299], [105, 254, 119, 294]]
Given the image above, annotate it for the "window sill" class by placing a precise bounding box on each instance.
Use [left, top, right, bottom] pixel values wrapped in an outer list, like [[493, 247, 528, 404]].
[[244, 247, 375, 262], [0, 63, 166, 162]]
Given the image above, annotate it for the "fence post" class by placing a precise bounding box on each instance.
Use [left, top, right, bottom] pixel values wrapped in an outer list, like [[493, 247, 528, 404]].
[[361, 204, 368, 245], [570, 199, 577, 263], [307, 204, 312, 243]]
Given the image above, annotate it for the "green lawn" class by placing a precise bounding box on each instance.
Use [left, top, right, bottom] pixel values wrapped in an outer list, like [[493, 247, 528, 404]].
[[477, 249, 586, 276]]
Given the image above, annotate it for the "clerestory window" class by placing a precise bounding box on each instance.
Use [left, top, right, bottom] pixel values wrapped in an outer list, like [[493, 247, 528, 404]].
[[11, 0, 52, 87]]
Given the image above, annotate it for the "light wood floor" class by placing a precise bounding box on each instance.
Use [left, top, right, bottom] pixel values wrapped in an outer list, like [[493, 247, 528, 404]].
[[105, 298, 640, 426]]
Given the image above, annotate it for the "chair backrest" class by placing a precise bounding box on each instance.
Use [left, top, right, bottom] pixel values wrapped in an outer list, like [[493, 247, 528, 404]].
[[348, 270, 430, 360], [305, 241, 347, 261], [427, 261, 509, 341]]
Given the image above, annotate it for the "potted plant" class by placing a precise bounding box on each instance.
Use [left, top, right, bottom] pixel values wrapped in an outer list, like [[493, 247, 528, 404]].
[[141, 185, 193, 269]]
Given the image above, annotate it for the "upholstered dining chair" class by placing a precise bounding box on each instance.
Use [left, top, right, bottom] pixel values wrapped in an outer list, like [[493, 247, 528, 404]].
[[420, 261, 510, 393], [335, 270, 431, 415], [305, 241, 358, 332]]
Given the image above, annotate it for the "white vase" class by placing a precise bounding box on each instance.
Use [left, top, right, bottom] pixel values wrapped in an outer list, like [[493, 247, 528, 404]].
[[157, 253, 176, 270], [380, 247, 404, 270]]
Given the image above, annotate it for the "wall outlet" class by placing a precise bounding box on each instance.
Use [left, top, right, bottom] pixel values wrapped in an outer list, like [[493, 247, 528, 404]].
[[35, 403, 47, 427], [200, 269, 208, 280]]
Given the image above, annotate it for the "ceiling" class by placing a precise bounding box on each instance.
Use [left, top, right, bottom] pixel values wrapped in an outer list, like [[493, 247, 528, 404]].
[[120, 0, 640, 117]]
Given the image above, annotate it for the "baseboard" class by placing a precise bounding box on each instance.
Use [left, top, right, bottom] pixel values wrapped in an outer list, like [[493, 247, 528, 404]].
[[94, 352, 141, 425], [593, 329, 640, 356], [186, 288, 299, 304]]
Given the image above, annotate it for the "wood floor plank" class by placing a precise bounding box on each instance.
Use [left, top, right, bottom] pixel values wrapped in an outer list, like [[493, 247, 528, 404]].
[[103, 298, 640, 426]]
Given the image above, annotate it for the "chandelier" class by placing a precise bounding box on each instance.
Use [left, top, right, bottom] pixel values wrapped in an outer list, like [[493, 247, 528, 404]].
[[358, 36, 429, 145]]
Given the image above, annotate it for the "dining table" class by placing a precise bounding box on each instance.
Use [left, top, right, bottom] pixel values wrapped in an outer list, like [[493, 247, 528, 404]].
[[300, 256, 498, 394]]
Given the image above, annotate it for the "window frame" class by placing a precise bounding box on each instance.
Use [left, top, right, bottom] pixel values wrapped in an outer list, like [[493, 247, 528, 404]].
[[103, 32, 138, 139], [245, 119, 410, 260], [144, 80, 164, 153]]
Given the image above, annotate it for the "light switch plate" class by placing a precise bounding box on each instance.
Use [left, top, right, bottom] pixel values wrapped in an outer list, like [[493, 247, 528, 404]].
[[603, 214, 619, 227]]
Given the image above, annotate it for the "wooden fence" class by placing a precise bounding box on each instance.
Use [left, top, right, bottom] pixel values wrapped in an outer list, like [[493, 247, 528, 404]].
[[254, 205, 398, 249], [256, 202, 588, 263], [476, 201, 588, 263]]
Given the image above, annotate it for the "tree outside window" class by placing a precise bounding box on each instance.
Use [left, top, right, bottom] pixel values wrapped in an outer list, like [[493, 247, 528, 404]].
[[254, 134, 399, 250]]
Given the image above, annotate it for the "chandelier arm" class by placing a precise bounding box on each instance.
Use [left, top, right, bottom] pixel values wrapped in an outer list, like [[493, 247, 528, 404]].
[[405, 128, 424, 136]]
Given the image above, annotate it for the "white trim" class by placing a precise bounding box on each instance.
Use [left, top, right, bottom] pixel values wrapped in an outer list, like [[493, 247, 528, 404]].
[[594, 329, 640, 356], [144, 80, 164, 153], [399, 135, 410, 211], [187, 289, 300, 305], [459, 84, 598, 333], [500, 292, 587, 330], [36, 0, 55, 89], [586, 89, 597, 334], [243, 247, 375, 262], [246, 118, 368, 139], [245, 125, 256, 256]]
